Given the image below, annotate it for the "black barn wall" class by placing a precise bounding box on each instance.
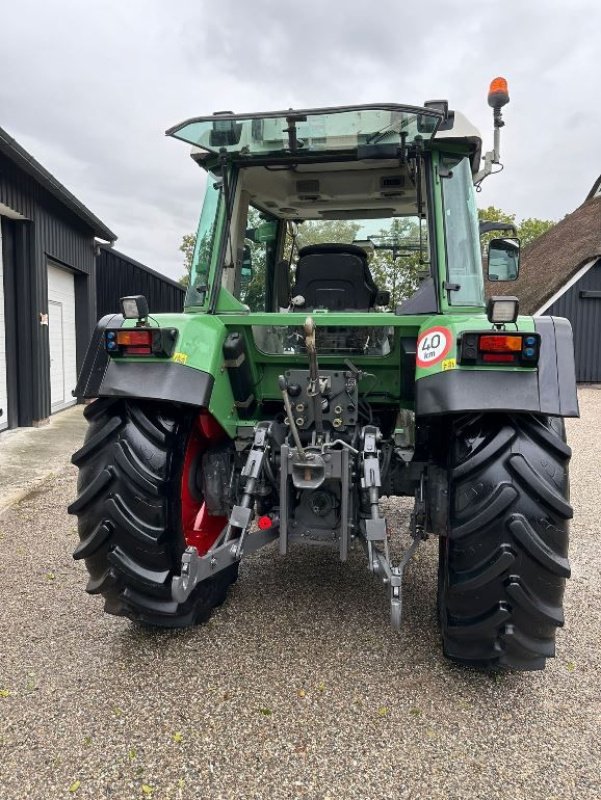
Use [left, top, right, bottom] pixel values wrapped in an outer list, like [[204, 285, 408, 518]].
[[0, 151, 97, 424], [544, 259, 601, 382], [96, 247, 184, 319]]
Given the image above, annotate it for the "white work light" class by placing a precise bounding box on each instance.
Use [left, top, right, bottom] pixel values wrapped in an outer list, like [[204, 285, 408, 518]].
[[487, 296, 519, 325], [120, 295, 149, 321]]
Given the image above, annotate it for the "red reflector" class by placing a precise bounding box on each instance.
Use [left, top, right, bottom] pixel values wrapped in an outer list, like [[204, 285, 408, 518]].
[[117, 330, 153, 346], [123, 345, 152, 356], [479, 335, 522, 352], [257, 515, 272, 530], [482, 353, 515, 363]]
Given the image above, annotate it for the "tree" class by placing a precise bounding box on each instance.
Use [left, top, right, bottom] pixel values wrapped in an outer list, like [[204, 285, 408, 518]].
[[517, 217, 556, 248], [292, 218, 424, 307], [368, 218, 425, 306], [179, 217, 425, 309], [294, 219, 361, 250], [478, 205, 555, 252], [178, 233, 196, 287], [245, 219, 363, 311], [239, 208, 270, 311], [179, 205, 554, 303]]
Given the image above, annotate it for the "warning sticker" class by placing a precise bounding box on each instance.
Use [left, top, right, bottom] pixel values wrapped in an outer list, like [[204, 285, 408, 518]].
[[442, 358, 456, 371], [416, 327, 453, 368]]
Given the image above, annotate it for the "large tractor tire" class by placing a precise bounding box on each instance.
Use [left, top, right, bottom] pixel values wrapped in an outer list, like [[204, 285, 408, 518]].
[[438, 413, 572, 671], [69, 398, 237, 627]]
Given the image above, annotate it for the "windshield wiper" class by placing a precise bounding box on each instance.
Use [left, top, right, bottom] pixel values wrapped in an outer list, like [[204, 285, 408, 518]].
[[365, 116, 412, 145]]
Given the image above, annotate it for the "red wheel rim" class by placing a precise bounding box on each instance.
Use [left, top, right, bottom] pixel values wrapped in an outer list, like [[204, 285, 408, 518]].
[[180, 411, 228, 554]]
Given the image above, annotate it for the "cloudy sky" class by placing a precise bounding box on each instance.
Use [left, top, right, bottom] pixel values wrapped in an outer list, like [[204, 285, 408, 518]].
[[1, 0, 598, 281]]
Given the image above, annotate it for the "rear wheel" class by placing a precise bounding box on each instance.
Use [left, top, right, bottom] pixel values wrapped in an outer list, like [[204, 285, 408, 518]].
[[69, 398, 237, 627], [438, 413, 572, 671]]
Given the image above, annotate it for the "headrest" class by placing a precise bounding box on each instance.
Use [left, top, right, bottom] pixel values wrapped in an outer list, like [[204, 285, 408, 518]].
[[297, 243, 368, 259]]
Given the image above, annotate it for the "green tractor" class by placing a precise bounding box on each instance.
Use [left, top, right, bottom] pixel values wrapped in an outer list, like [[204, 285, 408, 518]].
[[70, 78, 577, 670]]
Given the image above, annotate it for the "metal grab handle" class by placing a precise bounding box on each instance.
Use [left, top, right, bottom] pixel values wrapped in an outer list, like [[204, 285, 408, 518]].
[[303, 316, 324, 435]]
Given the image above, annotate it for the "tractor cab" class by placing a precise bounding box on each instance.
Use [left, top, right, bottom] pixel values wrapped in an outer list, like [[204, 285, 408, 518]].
[[166, 103, 486, 317]]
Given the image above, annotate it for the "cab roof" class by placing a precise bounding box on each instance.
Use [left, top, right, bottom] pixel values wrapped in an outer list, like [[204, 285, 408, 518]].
[[166, 103, 482, 173]]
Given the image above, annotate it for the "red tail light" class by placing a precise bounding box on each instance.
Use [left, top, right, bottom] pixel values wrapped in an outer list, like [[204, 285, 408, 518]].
[[115, 329, 152, 355], [479, 335, 522, 352], [482, 353, 515, 363], [116, 330, 153, 346], [459, 332, 540, 366], [104, 327, 178, 358]]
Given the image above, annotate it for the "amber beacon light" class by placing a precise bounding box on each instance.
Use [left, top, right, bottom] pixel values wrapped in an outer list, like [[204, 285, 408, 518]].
[[474, 77, 511, 186], [488, 76, 510, 109]]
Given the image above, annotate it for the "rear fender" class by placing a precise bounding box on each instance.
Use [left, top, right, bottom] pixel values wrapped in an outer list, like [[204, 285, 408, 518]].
[[415, 317, 579, 417], [74, 314, 216, 413]]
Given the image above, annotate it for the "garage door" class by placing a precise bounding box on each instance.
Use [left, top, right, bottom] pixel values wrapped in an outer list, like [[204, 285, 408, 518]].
[[0, 225, 7, 431], [48, 263, 77, 412]]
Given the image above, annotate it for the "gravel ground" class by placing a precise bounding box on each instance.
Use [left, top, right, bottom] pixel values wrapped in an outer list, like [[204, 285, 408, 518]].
[[1, 389, 600, 800]]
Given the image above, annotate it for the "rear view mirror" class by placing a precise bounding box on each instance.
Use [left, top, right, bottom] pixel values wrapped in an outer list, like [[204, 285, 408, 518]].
[[487, 237, 520, 281]]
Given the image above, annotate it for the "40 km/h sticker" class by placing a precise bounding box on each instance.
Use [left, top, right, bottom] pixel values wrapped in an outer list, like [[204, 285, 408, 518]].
[[416, 327, 453, 368]]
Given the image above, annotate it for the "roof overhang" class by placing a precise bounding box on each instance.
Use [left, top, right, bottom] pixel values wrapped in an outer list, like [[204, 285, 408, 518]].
[[0, 125, 117, 242]]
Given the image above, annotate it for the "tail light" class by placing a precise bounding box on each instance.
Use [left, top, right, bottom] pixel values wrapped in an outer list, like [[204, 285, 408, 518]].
[[478, 334, 522, 353], [104, 327, 178, 358], [117, 329, 153, 355], [460, 332, 540, 366]]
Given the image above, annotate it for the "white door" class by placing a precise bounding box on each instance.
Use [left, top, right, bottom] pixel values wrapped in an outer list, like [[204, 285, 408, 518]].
[[47, 264, 77, 412], [0, 224, 8, 431]]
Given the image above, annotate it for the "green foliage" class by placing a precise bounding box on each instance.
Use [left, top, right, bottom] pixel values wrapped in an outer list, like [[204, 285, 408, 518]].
[[179, 216, 426, 310], [179, 233, 196, 287], [245, 218, 365, 311], [178, 204, 554, 307], [478, 205, 555, 253], [292, 218, 424, 307], [295, 219, 361, 250], [517, 216, 556, 248], [477, 205, 516, 251], [240, 208, 270, 311], [368, 218, 424, 306]]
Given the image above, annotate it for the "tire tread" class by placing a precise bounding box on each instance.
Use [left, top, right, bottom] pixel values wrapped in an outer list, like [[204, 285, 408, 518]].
[[70, 400, 237, 627], [439, 413, 571, 671]]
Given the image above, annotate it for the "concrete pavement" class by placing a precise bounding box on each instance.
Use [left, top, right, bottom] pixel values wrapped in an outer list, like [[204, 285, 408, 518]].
[[0, 404, 87, 516]]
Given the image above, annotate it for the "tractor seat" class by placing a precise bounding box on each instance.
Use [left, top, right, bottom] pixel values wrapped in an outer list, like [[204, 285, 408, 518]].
[[290, 243, 380, 311]]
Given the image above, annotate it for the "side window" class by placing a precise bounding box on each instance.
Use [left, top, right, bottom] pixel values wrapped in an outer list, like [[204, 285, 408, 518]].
[[236, 207, 279, 312], [441, 156, 484, 306], [185, 174, 222, 307]]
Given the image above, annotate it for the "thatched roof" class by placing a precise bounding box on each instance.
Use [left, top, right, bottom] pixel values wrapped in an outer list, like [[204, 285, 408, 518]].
[[484, 190, 601, 315]]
